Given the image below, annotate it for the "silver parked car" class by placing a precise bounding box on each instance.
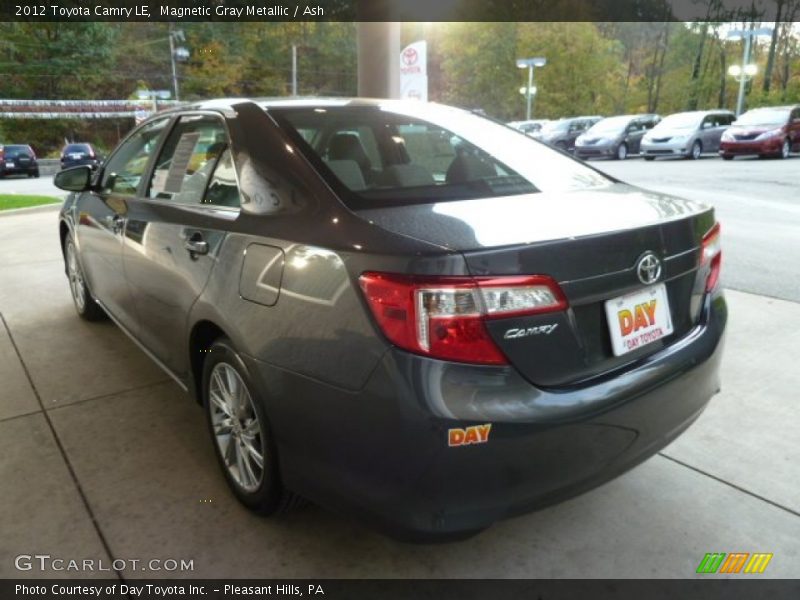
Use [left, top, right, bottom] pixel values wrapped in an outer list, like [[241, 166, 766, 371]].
[[641, 110, 735, 160]]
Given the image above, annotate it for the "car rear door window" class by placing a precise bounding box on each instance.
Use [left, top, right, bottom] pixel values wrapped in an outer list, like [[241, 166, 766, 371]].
[[148, 115, 229, 205], [101, 119, 169, 196], [202, 149, 241, 208]]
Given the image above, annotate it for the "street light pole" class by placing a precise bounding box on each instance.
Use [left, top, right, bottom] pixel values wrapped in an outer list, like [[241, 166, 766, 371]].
[[516, 57, 546, 120], [168, 24, 180, 101], [726, 26, 772, 116], [734, 33, 751, 117], [525, 65, 534, 120]]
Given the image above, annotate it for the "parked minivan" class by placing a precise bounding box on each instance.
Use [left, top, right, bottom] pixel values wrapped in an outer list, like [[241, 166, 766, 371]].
[[538, 116, 603, 152], [719, 105, 800, 159], [641, 110, 735, 160], [574, 114, 661, 160]]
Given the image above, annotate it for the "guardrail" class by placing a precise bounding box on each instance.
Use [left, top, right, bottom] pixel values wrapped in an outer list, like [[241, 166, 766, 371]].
[[38, 159, 61, 176]]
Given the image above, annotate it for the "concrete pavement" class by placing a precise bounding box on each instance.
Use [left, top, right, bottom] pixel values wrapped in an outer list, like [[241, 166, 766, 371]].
[[1, 205, 798, 579]]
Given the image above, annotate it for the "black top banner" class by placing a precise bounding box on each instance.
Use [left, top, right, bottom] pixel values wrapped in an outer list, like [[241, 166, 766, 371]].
[[1, 0, 784, 22]]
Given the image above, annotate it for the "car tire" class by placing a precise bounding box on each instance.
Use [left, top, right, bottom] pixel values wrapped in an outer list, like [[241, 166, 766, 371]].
[[64, 235, 106, 321], [721, 155, 733, 161], [779, 138, 790, 159], [33, 169, 40, 178], [689, 140, 702, 160], [644, 156, 656, 161], [203, 338, 301, 516], [555, 141, 567, 152], [615, 143, 628, 160]]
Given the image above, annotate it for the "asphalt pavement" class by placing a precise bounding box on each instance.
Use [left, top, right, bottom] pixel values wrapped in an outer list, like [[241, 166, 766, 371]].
[[596, 156, 800, 303], [0, 157, 798, 579]]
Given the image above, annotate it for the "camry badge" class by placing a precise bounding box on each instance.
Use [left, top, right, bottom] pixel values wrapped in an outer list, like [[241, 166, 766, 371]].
[[636, 252, 662, 285]]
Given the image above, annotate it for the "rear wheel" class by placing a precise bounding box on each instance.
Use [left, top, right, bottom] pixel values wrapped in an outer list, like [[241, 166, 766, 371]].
[[203, 338, 300, 515], [615, 143, 628, 160], [689, 140, 702, 160], [65, 236, 105, 321]]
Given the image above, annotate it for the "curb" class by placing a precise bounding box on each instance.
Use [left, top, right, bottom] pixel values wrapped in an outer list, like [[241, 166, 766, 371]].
[[0, 202, 63, 217]]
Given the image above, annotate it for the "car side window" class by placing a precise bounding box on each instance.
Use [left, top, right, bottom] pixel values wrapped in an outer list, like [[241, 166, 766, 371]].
[[202, 149, 241, 208], [148, 115, 229, 204], [101, 119, 169, 196]]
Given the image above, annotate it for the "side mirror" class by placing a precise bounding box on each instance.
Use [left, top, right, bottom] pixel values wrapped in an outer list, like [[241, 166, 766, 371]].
[[54, 165, 93, 192]]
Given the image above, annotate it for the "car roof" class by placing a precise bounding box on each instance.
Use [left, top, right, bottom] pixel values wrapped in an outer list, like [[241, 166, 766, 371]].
[[746, 105, 799, 110]]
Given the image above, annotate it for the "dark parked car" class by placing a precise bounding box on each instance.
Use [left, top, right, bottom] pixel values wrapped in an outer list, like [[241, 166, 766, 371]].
[[55, 99, 726, 540], [641, 110, 735, 160], [537, 116, 602, 152], [508, 119, 550, 137], [719, 105, 800, 159], [60, 143, 103, 170], [0, 144, 39, 178], [575, 114, 661, 160]]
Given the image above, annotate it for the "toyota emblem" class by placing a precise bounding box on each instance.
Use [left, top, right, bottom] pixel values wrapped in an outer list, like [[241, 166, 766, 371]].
[[636, 252, 662, 285]]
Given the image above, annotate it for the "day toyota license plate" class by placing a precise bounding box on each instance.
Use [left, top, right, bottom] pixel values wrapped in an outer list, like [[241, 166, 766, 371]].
[[604, 283, 673, 357]]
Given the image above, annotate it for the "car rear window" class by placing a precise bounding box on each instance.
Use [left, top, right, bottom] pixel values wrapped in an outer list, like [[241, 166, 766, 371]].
[[64, 144, 91, 153], [3, 145, 32, 156], [269, 103, 610, 209]]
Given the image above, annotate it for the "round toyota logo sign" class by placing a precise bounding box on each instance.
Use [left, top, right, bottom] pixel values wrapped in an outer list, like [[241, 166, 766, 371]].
[[402, 47, 418, 66], [636, 252, 662, 285]]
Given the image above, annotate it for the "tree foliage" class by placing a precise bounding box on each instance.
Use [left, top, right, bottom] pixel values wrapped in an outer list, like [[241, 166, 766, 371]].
[[1, 20, 799, 154]]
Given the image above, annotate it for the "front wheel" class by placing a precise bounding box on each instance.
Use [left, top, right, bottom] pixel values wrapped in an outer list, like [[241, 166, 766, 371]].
[[779, 138, 790, 159], [644, 156, 656, 161], [689, 140, 702, 160], [65, 236, 105, 321], [203, 338, 300, 515], [721, 154, 733, 161], [615, 143, 628, 160]]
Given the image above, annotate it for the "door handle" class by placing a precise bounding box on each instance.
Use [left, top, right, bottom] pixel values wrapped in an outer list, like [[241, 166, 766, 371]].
[[184, 233, 209, 257]]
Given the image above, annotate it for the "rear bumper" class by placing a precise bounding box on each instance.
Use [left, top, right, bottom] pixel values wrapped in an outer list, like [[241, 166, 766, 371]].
[[244, 291, 726, 539], [0, 164, 38, 174]]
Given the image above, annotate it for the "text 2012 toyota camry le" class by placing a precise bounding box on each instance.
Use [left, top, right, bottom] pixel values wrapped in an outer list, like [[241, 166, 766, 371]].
[[56, 98, 726, 540]]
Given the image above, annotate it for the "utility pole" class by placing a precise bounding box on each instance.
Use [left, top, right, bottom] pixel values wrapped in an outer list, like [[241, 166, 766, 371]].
[[292, 44, 298, 96]]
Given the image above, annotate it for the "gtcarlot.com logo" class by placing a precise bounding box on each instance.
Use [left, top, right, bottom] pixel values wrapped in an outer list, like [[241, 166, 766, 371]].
[[14, 554, 194, 573], [696, 552, 773, 574]]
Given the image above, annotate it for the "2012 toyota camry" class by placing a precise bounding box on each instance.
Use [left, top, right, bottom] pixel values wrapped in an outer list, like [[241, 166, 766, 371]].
[[56, 98, 726, 541]]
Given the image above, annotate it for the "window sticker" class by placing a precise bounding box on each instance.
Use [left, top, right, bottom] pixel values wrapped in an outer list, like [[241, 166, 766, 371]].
[[164, 132, 201, 193]]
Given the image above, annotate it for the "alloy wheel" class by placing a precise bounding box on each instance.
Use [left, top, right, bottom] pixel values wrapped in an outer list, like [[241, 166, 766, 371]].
[[208, 362, 264, 492], [781, 139, 790, 159], [617, 144, 627, 160], [691, 141, 702, 160], [66, 241, 86, 312]]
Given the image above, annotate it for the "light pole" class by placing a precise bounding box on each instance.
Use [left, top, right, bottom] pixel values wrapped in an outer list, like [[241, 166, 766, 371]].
[[726, 27, 772, 116], [168, 24, 189, 101], [516, 57, 546, 120]]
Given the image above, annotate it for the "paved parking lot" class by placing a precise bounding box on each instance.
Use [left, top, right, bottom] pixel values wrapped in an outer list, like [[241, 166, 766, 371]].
[[1, 161, 799, 579]]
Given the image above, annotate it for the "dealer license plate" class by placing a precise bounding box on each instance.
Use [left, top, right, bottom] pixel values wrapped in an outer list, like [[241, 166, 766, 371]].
[[604, 283, 673, 357]]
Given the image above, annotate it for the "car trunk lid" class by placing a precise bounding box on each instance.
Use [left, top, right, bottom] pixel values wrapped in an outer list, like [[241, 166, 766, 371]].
[[358, 183, 716, 386]]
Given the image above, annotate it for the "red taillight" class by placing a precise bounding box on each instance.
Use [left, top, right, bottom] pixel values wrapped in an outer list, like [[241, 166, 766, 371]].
[[358, 272, 568, 365], [701, 223, 722, 292]]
